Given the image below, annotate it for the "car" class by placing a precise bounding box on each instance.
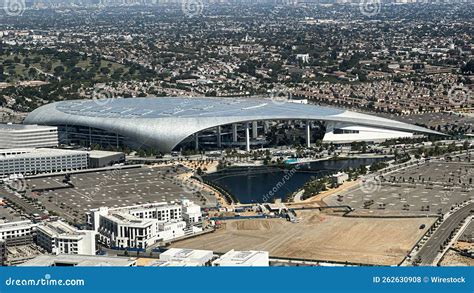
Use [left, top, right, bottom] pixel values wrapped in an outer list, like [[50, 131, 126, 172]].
[[419, 224, 426, 229]]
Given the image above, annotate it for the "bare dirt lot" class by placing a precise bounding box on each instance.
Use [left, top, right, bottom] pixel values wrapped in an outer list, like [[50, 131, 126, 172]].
[[440, 249, 474, 266], [172, 210, 435, 265]]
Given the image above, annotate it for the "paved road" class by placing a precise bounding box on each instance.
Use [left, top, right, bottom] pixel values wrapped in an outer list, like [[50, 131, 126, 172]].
[[417, 202, 474, 265], [1, 188, 45, 216]]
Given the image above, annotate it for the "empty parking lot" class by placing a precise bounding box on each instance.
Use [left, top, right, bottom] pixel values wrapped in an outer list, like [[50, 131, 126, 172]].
[[24, 165, 217, 223], [326, 157, 473, 215]]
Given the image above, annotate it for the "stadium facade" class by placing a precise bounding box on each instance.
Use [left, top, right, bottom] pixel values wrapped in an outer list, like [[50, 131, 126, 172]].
[[24, 97, 442, 152]]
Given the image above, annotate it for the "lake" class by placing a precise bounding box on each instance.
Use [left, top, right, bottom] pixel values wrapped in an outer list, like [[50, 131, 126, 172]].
[[203, 158, 385, 204]]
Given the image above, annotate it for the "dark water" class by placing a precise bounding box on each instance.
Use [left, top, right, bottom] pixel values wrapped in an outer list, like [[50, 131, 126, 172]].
[[204, 158, 385, 204]]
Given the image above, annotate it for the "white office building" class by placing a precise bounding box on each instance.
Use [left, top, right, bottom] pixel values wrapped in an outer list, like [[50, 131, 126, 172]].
[[181, 199, 202, 224], [158, 248, 214, 266], [35, 220, 96, 255], [0, 148, 88, 177], [0, 220, 36, 245], [87, 201, 202, 249], [127, 202, 182, 223], [94, 211, 159, 249], [0, 124, 58, 149], [20, 254, 137, 267], [212, 250, 269, 267]]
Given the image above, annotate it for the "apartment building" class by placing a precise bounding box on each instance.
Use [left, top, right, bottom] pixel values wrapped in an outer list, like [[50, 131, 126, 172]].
[[35, 220, 96, 255], [0, 220, 36, 246], [87, 201, 202, 249]]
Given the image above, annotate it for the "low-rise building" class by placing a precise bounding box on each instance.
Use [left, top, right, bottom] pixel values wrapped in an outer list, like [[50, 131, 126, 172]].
[[127, 202, 182, 223], [0, 220, 36, 246], [94, 210, 158, 249], [87, 201, 202, 249], [0, 124, 58, 149], [212, 250, 269, 267], [158, 221, 187, 241], [331, 172, 349, 186], [0, 220, 37, 266], [19, 254, 137, 267], [181, 199, 202, 224], [159, 248, 214, 266], [88, 150, 125, 168], [0, 148, 88, 177], [35, 220, 96, 255]]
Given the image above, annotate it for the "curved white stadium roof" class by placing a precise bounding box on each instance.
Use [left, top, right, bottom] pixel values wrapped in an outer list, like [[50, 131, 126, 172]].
[[24, 97, 442, 152]]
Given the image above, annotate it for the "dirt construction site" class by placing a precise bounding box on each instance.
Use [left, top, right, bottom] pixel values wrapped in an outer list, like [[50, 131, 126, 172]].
[[172, 210, 436, 265]]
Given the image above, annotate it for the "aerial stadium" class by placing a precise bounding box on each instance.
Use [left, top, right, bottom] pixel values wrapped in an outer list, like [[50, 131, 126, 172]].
[[24, 97, 443, 153]]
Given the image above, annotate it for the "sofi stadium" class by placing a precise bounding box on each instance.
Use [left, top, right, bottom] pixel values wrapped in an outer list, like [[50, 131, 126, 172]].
[[24, 97, 442, 153]]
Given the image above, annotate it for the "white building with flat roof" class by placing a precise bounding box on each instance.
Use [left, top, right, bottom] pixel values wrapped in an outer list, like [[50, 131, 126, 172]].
[[0, 148, 88, 177], [181, 199, 202, 224], [19, 254, 137, 267], [87, 201, 202, 249], [0, 124, 58, 149], [95, 210, 159, 249], [212, 250, 269, 267], [158, 221, 186, 241], [127, 202, 182, 223], [159, 248, 214, 266], [0, 220, 36, 246], [331, 172, 349, 186], [36, 220, 96, 255]]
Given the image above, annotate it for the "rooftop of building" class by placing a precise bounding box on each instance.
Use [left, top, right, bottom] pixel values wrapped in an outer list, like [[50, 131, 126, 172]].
[[0, 123, 56, 131], [214, 249, 269, 265], [0, 220, 35, 231], [105, 211, 157, 227], [36, 220, 84, 237], [24, 97, 443, 153], [150, 260, 202, 267], [87, 150, 125, 159], [102, 201, 184, 214], [160, 248, 213, 261], [30, 97, 343, 119], [19, 254, 137, 267], [0, 148, 87, 159]]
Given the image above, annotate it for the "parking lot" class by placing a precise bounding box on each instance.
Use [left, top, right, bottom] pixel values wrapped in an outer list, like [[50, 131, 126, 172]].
[[326, 155, 473, 215], [380, 112, 474, 136], [24, 165, 217, 224], [0, 203, 22, 222]]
